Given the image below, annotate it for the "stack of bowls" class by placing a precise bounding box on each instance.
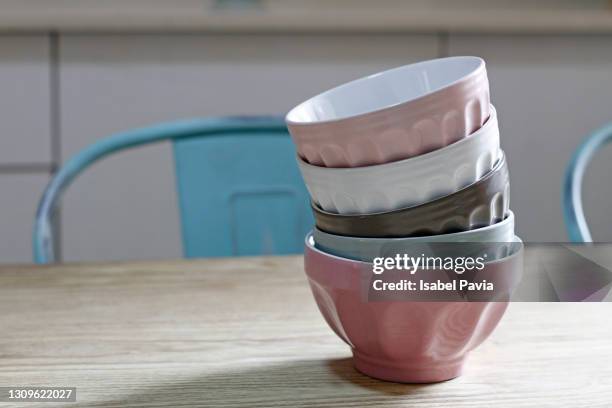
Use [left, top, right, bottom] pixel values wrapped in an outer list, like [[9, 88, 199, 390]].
[[286, 57, 523, 383]]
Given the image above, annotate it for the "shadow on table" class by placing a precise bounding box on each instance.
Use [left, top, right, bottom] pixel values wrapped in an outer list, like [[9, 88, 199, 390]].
[[325, 358, 429, 395], [75, 358, 432, 407]]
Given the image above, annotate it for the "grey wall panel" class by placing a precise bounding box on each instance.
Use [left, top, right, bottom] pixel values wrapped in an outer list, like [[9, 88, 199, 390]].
[[59, 33, 439, 262], [0, 174, 48, 264], [449, 34, 612, 242], [0, 35, 51, 165]]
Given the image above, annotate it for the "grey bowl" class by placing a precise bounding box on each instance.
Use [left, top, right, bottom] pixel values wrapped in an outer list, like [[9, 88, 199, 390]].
[[312, 212, 516, 262], [312, 151, 510, 238]]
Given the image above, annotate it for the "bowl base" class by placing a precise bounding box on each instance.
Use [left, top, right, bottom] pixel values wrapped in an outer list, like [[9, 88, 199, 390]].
[[352, 350, 465, 384]]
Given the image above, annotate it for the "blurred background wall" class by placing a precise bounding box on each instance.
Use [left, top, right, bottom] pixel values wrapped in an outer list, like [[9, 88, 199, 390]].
[[2, 0, 612, 263]]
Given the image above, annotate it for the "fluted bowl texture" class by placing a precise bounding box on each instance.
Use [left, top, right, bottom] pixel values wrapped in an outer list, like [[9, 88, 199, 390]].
[[286, 56, 490, 167], [298, 105, 501, 214], [312, 211, 515, 263], [312, 151, 510, 238], [304, 232, 523, 383]]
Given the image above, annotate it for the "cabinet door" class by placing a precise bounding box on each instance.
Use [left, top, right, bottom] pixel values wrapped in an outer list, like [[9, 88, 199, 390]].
[[449, 34, 612, 241], [0, 174, 48, 264], [0, 36, 51, 165], [0, 35, 51, 265], [59, 33, 439, 261]]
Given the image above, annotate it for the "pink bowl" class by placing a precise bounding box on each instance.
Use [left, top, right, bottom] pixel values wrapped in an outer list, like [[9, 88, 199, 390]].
[[287, 57, 490, 168], [304, 233, 523, 383]]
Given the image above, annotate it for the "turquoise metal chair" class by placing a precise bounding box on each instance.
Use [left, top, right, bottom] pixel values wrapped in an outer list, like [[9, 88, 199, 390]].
[[563, 123, 612, 243], [33, 116, 313, 264]]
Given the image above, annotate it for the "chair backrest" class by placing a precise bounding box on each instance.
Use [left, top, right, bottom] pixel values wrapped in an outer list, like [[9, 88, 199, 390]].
[[563, 122, 612, 243], [33, 116, 313, 263], [173, 124, 312, 257]]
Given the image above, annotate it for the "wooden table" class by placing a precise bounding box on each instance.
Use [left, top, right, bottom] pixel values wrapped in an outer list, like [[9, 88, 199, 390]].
[[1, 256, 611, 407]]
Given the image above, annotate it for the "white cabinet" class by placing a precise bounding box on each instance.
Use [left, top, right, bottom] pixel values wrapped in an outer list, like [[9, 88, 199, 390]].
[[0, 35, 50, 264], [0, 174, 48, 263], [59, 34, 439, 261], [0, 36, 51, 165], [449, 34, 612, 241], [4, 31, 611, 263]]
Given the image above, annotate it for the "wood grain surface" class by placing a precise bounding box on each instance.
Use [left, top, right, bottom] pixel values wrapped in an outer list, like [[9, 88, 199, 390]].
[[0, 256, 611, 407]]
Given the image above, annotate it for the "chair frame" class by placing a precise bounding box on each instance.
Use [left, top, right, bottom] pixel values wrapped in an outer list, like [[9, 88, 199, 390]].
[[33, 116, 286, 264], [563, 122, 612, 242]]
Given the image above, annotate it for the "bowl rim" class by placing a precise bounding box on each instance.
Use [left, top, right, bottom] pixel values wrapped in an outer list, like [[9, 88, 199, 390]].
[[305, 227, 523, 268], [286, 56, 485, 126], [297, 104, 497, 175]]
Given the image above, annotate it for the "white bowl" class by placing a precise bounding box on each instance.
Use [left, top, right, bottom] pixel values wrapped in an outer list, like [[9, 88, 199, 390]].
[[298, 105, 501, 214]]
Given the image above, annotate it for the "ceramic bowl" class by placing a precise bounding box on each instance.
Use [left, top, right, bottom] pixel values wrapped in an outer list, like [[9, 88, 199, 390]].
[[286, 56, 490, 167], [298, 105, 501, 214], [304, 232, 523, 383], [312, 151, 510, 237], [312, 211, 515, 262]]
